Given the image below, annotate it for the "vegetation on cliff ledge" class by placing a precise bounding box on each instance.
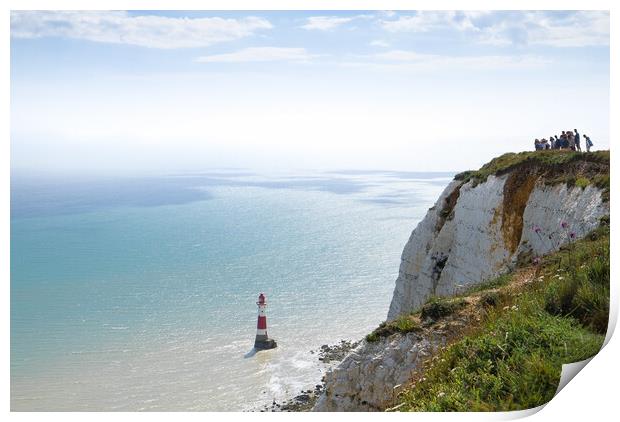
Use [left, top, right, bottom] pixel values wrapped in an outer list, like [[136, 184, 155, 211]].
[[389, 217, 609, 412], [366, 296, 469, 343], [454, 150, 609, 201]]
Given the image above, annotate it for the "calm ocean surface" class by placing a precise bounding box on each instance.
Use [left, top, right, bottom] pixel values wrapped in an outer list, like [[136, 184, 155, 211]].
[[10, 170, 452, 411]]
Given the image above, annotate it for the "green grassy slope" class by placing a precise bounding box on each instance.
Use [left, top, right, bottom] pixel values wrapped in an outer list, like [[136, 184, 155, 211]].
[[388, 218, 610, 411]]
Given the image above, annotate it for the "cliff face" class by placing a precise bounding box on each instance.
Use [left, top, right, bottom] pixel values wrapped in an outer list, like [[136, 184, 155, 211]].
[[313, 152, 609, 412], [388, 172, 607, 320], [314, 332, 444, 411]]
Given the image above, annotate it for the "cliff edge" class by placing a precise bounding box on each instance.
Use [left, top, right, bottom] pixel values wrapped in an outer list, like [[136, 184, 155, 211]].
[[388, 150, 609, 320], [314, 150, 610, 412]]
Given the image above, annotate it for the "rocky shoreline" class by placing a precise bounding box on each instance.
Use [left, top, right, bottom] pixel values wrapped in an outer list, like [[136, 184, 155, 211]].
[[261, 384, 324, 412], [259, 339, 359, 412], [312, 339, 360, 364]]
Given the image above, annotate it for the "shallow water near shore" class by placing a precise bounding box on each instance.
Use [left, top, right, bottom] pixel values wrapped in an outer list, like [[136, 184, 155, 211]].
[[11, 170, 451, 411]]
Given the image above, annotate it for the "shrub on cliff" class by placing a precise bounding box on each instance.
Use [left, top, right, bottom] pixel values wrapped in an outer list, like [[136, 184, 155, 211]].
[[479, 291, 509, 308], [366, 315, 421, 343], [420, 297, 467, 322]]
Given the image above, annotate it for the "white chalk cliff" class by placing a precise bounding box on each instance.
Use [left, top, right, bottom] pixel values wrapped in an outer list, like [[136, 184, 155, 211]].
[[313, 156, 609, 412], [388, 174, 607, 320]]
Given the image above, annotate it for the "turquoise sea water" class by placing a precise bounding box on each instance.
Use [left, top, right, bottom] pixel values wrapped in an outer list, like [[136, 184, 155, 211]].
[[11, 170, 452, 411]]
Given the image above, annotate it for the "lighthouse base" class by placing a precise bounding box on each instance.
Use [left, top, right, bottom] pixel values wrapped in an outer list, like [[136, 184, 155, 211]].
[[254, 338, 278, 350]]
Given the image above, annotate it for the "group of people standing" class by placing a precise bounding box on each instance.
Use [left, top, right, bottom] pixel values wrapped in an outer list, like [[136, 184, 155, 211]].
[[534, 129, 594, 152]]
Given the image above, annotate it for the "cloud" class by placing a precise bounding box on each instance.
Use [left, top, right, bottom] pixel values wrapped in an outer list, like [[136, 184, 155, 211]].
[[342, 49, 551, 70], [300, 14, 372, 31], [369, 40, 390, 48], [300, 16, 355, 31], [195, 47, 319, 63], [479, 11, 610, 48], [10, 11, 272, 49], [378, 11, 397, 18], [372, 50, 430, 61], [381, 11, 485, 33], [380, 11, 609, 47]]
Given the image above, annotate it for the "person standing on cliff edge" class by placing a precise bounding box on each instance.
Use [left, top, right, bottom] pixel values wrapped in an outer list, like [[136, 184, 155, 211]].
[[584, 134, 594, 152], [574, 129, 581, 152]]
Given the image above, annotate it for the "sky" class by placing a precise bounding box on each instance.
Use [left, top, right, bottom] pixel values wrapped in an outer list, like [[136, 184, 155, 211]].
[[10, 10, 610, 175]]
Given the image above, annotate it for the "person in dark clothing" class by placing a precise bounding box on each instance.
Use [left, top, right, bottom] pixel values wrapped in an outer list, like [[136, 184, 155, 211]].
[[561, 133, 569, 149], [559, 131, 567, 149], [574, 129, 581, 151], [554, 135, 560, 149]]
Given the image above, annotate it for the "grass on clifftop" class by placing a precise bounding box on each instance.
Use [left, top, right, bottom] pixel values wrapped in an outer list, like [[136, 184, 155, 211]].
[[454, 150, 609, 187], [390, 218, 609, 412]]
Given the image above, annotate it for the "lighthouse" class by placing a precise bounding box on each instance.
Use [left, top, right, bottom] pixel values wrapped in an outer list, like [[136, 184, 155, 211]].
[[254, 293, 277, 350]]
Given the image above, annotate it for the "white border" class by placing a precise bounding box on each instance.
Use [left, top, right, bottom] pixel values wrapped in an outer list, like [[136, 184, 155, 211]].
[[3, 1, 617, 420]]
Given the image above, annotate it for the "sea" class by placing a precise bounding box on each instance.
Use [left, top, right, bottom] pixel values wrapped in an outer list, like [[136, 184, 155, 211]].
[[10, 169, 453, 411]]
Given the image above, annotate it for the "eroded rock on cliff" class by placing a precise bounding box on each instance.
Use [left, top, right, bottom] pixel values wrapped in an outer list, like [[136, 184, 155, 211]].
[[313, 332, 443, 411]]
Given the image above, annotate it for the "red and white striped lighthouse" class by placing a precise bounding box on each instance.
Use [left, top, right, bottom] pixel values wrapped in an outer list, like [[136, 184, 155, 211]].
[[254, 293, 277, 350]]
